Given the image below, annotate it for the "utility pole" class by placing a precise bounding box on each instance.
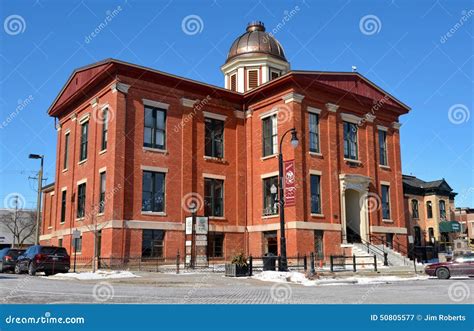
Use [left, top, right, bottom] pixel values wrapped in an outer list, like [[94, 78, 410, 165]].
[[29, 154, 44, 245], [12, 195, 18, 248]]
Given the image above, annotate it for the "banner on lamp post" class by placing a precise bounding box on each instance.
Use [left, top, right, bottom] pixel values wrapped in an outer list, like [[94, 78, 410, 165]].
[[284, 160, 296, 207]]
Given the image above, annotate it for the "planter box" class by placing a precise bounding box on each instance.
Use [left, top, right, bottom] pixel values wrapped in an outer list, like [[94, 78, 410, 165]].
[[225, 263, 248, 277]]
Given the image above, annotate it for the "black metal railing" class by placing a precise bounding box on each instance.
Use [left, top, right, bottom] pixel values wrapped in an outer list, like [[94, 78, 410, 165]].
[[329, 254, 378, 272]]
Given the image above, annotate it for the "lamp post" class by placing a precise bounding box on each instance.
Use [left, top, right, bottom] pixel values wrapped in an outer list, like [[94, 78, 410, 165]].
[[277, 128, 299, 272], [188, 201, 197, 269], [29, 154, 44, 245]]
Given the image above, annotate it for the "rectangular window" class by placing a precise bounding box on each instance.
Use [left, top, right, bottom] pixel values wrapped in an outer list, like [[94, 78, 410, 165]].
[[270, 70, 280, 80], [98, 172, 106, 214], [309, 113, 320, 153], [262, 115, 277, 157], [343, 122, 358, 160], [58, 238, 63, 247], [208, 232, 224, 258], [310, 174, 321, 214], [60, 190, 67, 223], [77, 183, 86, 218], [247, 69, 259, 89], [204, 178, 224, 217], [230, 74, 237, 91], [74, 236, 82, 253], [204, 118, 224, 158], [142, 171, 165, 212], [63, 133, 69, 169], [426, 201, 433, 219], [101, 108, 108, 151], [378, 130, 388, 165], [142, 230, 165, 258], [144, 106, 166, 150], [439, 200, 446, 219], [79, 122, 88, 161], [263, 176, 278, 216], [412, 199, 419, 219], [381, 185, 390, 219]]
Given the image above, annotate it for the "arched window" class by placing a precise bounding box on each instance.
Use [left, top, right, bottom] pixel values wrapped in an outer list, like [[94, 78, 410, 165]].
[[426, 201, 433, 219]]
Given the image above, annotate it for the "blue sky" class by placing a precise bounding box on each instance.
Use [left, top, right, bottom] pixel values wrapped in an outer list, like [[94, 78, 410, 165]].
[[0, 0, 472, 210]]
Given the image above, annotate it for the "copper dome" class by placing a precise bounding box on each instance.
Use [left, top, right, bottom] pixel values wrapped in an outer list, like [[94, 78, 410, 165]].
[[225, 21, 287, 63]]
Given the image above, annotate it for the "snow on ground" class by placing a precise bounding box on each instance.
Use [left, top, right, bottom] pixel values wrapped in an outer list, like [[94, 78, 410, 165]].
[[43, 270, 140, 280], [253, 271, 428, 286]]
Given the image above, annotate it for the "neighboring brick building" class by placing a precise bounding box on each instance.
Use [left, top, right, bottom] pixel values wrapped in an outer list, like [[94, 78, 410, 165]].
[[454, 207, 474, 245], [402, 175, 457, 246], [39, 22, 410, 262]]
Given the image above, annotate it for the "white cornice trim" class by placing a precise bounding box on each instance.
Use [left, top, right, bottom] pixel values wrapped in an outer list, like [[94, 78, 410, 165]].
[[261, 171, 279, 179], [340, 113, 362, 124], [141, 165, 168, 173], [325, 103, 339, 113], [307, 106, 322, 114], [282, 92, 304, 104], [234, 110, 245, 119], [77, 178, 87, 185], [79, 113, 90, 124], [377, 125, 388, 132], [143, 99, 170, 110], [309, 169, 322, 176], [203, 111, 227, 121], [111, 82, 130, 94], [392, 122, 402, 129], [202, 173, 226, 180], [90, 97, 98, 107], [181, 98, 198, 108]]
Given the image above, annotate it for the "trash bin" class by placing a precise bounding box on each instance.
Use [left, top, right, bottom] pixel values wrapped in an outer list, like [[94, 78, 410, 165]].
[[262, 253, 276, 271]]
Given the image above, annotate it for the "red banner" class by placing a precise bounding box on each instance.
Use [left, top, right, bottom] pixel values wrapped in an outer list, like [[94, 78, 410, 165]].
[[284, 160, 296, 206]]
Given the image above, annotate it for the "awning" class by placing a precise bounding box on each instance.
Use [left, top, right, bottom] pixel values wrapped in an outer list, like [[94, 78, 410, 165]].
[[439, 221, 461, 233]]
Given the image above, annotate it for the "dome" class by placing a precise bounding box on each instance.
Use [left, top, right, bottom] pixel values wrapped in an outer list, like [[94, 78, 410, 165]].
[[225, 21, 287, 63]]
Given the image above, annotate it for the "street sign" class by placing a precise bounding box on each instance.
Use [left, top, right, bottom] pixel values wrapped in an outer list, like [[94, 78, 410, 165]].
[[72, 229, 81, 239]]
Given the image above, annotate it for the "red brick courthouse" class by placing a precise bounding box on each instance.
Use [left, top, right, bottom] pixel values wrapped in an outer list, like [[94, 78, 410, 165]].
[[40, 22, 410, 263]]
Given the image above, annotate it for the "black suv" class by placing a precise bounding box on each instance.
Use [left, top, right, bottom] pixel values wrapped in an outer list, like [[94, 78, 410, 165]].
[[15, 245, 70, 276], [0, 248, 25, 273]]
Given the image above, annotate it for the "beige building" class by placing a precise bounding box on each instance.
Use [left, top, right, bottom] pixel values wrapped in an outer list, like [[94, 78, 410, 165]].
[[403, 175, 457, 246]]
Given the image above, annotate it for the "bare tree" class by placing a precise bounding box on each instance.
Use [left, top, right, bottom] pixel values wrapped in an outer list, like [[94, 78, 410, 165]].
[[1, 209, 36, 248]]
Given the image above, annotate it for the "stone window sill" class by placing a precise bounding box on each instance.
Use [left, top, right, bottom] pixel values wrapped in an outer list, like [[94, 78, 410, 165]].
[[262, 214, 279, 219], [261, 154, 277, 161], [311, 213, 324, 218], [382, 219, 394, 223], [99, 149, 107, 155], [309, 151, 323, 157], [141, 211, 167, 216], [344, 158, 361, 164], [143, 147, 168, 155], [379, 165, 390, 170], [78, 159, 87, 165]]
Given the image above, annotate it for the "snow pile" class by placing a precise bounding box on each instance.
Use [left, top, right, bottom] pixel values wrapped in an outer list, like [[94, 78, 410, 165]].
[[253, 271, 427, 286], [44, 270, 140, 280]]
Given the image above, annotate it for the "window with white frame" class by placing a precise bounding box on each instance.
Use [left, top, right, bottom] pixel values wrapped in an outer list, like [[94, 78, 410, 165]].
[[262, 114, 277, 157], [309, 112, 320, 153]]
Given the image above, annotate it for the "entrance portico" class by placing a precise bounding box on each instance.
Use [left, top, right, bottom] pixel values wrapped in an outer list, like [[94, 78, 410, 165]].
[[339, 174, 371, 244]]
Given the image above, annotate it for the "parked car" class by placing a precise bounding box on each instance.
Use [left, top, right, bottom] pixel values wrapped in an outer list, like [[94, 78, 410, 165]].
[[425, 254, 474, 279], [15, 245, 70, 276], [0, 248, 26, 273]]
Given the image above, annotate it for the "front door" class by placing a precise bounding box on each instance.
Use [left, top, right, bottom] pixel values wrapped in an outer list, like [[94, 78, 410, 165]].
[[345, 189, 362, 243]]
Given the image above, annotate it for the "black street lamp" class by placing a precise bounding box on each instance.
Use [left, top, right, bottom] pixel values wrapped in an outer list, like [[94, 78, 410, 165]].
[[278, 128, 299, 271], [29, 153, 44, 245], [188, 201, 197, 269]]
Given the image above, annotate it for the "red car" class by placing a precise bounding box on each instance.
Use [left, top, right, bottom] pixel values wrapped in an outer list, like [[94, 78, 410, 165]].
[[425, 254, 474, 279]]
